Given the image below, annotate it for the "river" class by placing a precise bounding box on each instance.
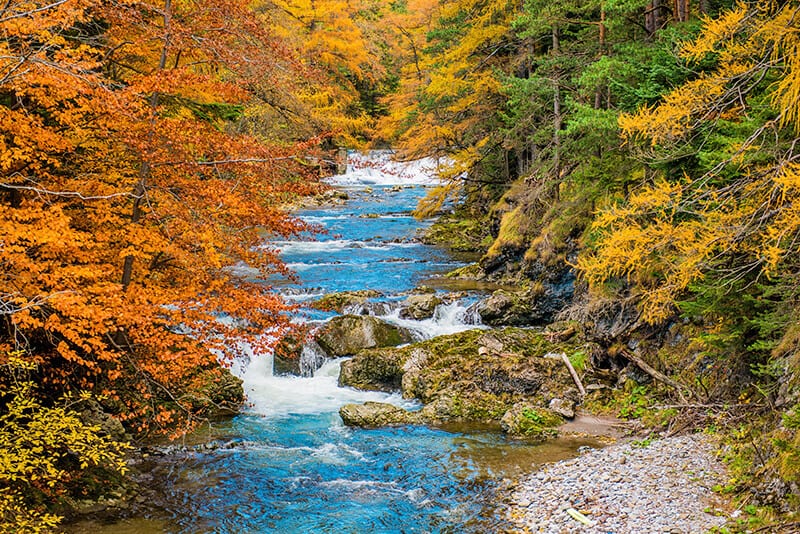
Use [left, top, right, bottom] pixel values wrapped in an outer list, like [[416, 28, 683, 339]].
[[68, 152, 597, 533]]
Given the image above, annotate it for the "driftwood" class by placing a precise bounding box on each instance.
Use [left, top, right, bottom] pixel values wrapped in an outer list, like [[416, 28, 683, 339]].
[[566, 508, 593, 526], [621, 350, 691, 402], [560, 353, 587, 397]]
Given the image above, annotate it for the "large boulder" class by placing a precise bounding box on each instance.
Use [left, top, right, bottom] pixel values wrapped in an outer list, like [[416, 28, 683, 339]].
[[315, 315, 413, 357], [339, 402, 420, 427], [339, 348, 405, 391], [339, 328, 592, 431], [475, 287, 548, 326]]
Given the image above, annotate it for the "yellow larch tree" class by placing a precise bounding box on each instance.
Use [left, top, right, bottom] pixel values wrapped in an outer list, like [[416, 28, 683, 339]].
[[579, 1, 800, 324]]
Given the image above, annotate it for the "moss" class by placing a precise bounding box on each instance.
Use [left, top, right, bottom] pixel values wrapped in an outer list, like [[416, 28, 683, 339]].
[[420, 212, 492, 253], [519, 408, 562, 435], [343, 327, 586, 427], [486, 205, 527, 258], [338, 348, 404, 391], [449, 391, 512, 421], [500, 403, 563, 438], [310, 290, 382, 312], [445, 262, 485, 279]]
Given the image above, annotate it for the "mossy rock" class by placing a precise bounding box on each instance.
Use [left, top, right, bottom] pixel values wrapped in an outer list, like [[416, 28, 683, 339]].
[[194, 368, 244, 418], [78, 400, 128, 442], [445, 263, 485, 280], [419, 213, 492, 253], [315, 315, 413, 357], [341, 328, 586, 427], [500, 403, 563, 439], [339, 401, 421, 427], [310, 290, 382, 313], [476, 285, 550, 326], [339, 348, 405, 391]]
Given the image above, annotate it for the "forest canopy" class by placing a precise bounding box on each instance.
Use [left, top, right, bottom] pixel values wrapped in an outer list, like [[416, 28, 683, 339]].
[[3, 0, 800, 529]]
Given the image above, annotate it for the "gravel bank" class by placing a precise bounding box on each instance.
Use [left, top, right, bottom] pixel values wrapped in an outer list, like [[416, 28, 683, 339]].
[[506, 434, 730, 533]]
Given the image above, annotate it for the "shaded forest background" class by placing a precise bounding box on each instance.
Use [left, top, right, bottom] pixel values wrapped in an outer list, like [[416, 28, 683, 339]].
[[2, 0, 800, 529]]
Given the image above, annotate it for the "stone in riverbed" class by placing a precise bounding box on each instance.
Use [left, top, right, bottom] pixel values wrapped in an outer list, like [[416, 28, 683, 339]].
[[339, 401, 419, 427], [310, 290, 382, 313], [339, 348, 405, 391], [340, 328, 591, 428], [399, 293, 443, 320], [315, 314, 413, 357], [548, 397, 576, 419], [500, 403, 563, 439], [272, 333, 305, 375]]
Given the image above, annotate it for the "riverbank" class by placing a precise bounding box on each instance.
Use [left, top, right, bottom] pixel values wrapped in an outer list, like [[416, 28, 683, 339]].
[[505, 433, 730, 533]]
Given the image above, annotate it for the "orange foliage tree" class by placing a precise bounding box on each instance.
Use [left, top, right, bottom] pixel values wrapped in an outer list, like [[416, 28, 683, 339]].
[[0, 0, 323, 436]]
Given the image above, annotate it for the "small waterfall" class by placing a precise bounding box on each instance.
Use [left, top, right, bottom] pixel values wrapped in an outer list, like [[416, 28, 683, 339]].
[[299, 340, 329, 377], [238, 345, 409, 417], [341, 300, 398, 316], [234, 151, 474, 418], [380, 300, 485, 341]]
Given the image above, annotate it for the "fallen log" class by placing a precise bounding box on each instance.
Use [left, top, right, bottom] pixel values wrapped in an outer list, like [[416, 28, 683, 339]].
[[621, 350, 691, 402], [560, 352, 587, 397]]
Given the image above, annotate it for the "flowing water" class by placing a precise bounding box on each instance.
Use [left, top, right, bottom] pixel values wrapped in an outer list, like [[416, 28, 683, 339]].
[[68, 152, 598, 533]]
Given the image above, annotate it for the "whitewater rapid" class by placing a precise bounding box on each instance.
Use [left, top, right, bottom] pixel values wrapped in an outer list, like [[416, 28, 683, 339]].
[[236, 150, 480, 420]]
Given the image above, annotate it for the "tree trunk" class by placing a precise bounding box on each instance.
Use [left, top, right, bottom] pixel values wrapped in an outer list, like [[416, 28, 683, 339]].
[[121, 0, 172, 292], [551, 25, 561, 200], [674, 0, 688, 22], [645, 1, 655, 36]]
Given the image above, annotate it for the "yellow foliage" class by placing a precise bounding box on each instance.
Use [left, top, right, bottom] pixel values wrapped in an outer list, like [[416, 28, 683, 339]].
[[0, 354, 130, 533], [584, 1, 800, 323], [579, 179, 733, 323]]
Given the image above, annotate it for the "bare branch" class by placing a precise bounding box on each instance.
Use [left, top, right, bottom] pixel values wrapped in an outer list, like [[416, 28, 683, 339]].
[[0, 182, 133, 201], [0, 0, 68, 23]]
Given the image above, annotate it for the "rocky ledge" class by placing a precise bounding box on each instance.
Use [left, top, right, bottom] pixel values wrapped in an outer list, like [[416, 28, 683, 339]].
[[505, 434, 729, 533], [338, 327, 603, 437]]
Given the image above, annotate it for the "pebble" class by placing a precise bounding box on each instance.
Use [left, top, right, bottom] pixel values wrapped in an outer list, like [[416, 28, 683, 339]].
[[506, 434, 729, 533]]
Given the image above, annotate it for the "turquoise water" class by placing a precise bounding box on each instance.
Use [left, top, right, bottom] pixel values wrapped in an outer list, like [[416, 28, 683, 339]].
[[68, 154, 595, 533], [129, 414, 595, 533]]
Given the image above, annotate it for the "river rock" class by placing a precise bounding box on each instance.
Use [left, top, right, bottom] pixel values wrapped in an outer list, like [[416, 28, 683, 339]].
[[339, 401, 419, 427], [399, 293, 443, 320], [339, 348, 405, 391], [341, 328, 590, 427], [195, 368, 245, 418], [310, 290, 382, 313], [475, 287, 548, 326], [548, 397, 576, 419], [273, 333, 304, 375], [500, 403, 563, 438], [315, 314, 413, 357], [78, 399, 128, 442]]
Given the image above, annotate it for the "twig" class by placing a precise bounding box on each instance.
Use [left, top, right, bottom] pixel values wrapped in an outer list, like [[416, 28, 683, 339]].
[[752, 521, 800, 533], [653, 403, 766, 410]]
